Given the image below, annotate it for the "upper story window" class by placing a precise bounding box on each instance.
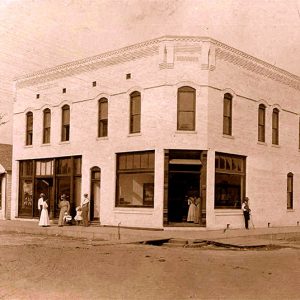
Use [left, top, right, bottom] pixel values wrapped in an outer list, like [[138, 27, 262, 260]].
[[26, 111, 33, 146], [287, 172, 293, 209], [258, 104, 266, 142], [223, 93, 232, 135], [98, 98, 108, 137], [61, 105, 70, 142], [272, 108, 279, 145], [177, 86, 196, 131], [130, 91, 141, 134], [43, 108, 51, 144]]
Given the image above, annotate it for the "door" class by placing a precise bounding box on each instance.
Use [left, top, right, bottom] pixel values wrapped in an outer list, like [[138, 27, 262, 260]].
[[34, 178, 53, 218], [90, 167, 101, 221]]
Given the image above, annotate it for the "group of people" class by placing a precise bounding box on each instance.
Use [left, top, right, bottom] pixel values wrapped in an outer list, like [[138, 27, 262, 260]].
[[38, 193, 90, 227]]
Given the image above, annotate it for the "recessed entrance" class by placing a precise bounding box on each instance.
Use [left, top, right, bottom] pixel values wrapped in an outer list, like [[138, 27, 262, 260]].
[[164, 150, 206, 227]]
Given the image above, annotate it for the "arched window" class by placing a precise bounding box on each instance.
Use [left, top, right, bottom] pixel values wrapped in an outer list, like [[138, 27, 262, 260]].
[[130, 91, 141, 133], [177, 86, 196, 131], [98, 98, 108, 137], [287, 172, 293, 209], [61, 105, 70, 142], [43, 108, 51, 144], [272, 108, 279, 145], [223, 93, 232, 135], [26, 111, 33, 145], [258, 104, 266, 142]]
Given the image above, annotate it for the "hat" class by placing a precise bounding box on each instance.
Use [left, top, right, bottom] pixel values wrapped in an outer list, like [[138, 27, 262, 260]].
[[244, 197, 249, 201], [84, 193, 88, 196], [40, 193, 45, 197]]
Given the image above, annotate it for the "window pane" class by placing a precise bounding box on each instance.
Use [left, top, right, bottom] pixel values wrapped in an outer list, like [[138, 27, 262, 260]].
[[74, 157, 82, 175], [57, 158, 71, 175], [178, 112, 194, 130], [131, 115, 140, 133], [178, 91, 195, 111], [62, 107, 70, 124], [100, 100, 108, 119], [117, 173, 154, 207], [20, 180, 33, 210], [223, 98, 231, 117]]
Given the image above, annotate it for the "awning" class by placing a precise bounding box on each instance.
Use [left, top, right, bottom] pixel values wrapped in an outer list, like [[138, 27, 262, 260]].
[[169, 159, 202, 165]]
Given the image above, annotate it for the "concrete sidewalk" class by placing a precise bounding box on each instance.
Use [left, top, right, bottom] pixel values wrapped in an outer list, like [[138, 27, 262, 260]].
[[1, 219, 300, 248]]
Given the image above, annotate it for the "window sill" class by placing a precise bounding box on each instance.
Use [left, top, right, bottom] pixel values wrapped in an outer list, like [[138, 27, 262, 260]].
[[41, 143, 51, 147], [127, 132, 142, 137], [287, 209, 295, 212], [222, 134, 234, 139], [96, 136, 108, 141], [175, 130, 197, 134], [214, 209, 242, 216], [114, 207, 154, 214], [257, 141, 267, 146], [24, 145, 33, 148], [271, 144, 280, 148], [59, 141, 70, 145]]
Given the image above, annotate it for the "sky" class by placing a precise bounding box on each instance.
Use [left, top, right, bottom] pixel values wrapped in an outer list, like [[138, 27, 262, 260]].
[[0, 0, 299, 142]]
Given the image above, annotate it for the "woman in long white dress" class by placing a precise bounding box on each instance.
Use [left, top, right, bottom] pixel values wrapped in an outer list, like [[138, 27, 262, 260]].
[[39, 199, 50, 227], [187, 197, 196, 222]]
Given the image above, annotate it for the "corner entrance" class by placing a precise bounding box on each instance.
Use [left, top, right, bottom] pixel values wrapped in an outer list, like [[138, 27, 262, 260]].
[[164, 150, 207, 227]]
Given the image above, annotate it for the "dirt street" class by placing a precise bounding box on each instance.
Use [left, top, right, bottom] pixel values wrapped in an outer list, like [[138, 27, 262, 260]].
[[0, 232, 299, 300]]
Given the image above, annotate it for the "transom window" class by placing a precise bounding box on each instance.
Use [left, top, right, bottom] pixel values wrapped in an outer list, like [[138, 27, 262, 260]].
[[129, 91, 141, 133], [61, 105, 70, 142], [258, 104, 266, 142], [177, 86, 196, 131], [26, 112, 33, 146], [223, 93, 232, 135], [98, 98, 108, 137]]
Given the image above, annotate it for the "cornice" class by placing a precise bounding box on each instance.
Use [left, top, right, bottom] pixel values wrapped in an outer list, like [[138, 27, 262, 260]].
[[15, 35, 300, 91]]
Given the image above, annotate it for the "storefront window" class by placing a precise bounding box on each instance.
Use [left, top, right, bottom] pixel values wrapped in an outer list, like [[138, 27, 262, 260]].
[[20, 180, 33, 210], [116, 151, 154, 207], [215, 153, 246, 209]]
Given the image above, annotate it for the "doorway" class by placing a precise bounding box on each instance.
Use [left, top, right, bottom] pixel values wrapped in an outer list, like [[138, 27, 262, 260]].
[[168, 166, 200, 224], [34, 178, 54, 218], [90, 167, 101, 221]]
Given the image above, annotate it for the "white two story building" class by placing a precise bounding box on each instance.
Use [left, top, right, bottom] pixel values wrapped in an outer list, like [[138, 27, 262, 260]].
[[11, 36, 300, 229]]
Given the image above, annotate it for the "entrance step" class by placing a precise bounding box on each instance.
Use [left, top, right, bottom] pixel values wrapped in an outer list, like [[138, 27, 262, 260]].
[[163, 238, 189, 247]]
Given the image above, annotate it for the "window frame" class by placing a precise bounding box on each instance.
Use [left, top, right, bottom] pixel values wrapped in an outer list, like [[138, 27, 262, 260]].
[[287, 172, 293, 209], [223, 93, 232, 136], [98, 98, 108, 137], [177, 86, 196, 131], [61, 105, 70, 142], [129, 91, 141, 134], [272, 108, 279, 145], [258, 104, 266, 142], [43, 108, 51, 144], [26, 111, 33, 146], [116, 150, 155, 208]]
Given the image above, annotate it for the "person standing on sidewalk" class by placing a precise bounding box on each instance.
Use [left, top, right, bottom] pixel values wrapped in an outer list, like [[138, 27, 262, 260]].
[[81, 193, 90, 227], [242, 197, 251, 229], [37, 193, 45, 217], [58, 194, 70, 227]]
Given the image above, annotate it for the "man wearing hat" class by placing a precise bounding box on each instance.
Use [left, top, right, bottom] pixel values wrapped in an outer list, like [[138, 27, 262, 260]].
[[242, 197, 251, 229]]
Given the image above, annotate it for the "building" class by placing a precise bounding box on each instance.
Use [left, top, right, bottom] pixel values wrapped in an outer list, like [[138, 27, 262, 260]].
[[11, 36, 300, 229], [0, 143, 12, 220]]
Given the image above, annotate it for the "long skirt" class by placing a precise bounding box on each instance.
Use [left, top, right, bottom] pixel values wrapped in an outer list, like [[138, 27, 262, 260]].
[[187, 204, 196, 222], [58, 207, 68, 226], [39, 209, 50, 226], [82, 204, 89, 227]]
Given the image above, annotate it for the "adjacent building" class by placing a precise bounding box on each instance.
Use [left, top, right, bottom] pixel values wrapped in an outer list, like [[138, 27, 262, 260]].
[[11, 36, 300, 229], [0, 143, 12, 220]]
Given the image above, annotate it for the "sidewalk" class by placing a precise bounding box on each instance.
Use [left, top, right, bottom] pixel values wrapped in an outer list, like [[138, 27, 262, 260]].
[[1, 219, 300, 248]]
